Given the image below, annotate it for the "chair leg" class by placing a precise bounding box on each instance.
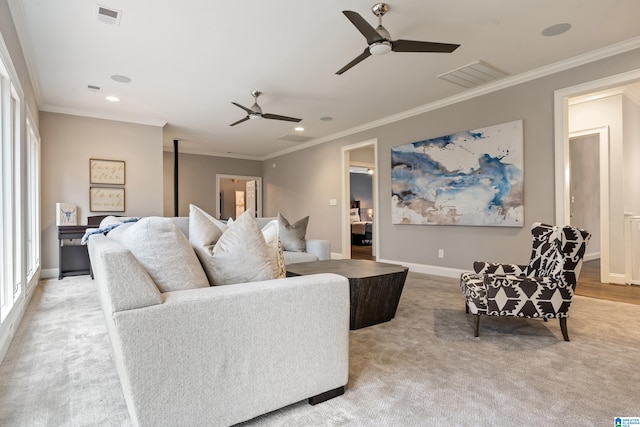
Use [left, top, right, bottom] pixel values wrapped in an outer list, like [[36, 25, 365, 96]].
[[465, 302, 469, 314], [559, 317, 569, 341], [474, 315, 480, 337]]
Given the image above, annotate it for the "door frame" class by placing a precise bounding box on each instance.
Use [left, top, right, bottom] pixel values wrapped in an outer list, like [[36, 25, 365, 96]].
[[215, 174, 262, 219], [341, 139, 378, 260]]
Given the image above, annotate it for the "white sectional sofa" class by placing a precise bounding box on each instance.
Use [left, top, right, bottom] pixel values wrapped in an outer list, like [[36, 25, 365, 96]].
[[88, 216, 349, 427]]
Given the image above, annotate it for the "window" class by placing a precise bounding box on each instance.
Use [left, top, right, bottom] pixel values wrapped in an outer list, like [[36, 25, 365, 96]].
[[26, 117, 40, 286], [0, 33, 34, 323]]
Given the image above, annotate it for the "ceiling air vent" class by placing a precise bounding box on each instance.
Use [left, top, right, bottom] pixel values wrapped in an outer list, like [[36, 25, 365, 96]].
[[95, 5, 122, 26], [87, 84, 102, 93], [438, 60, 507, 88]]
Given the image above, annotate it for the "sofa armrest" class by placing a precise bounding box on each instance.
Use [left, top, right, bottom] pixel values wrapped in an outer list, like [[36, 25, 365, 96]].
[[110, 273, 349, 427], [306, 239, 331, 261]]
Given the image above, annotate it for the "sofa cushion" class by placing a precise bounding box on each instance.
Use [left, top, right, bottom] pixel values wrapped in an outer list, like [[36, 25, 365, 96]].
[[283, 251, 319, 265], [191, 209, 278, 286], [115, 217, 210, 293], [278, 214, 308, 252]]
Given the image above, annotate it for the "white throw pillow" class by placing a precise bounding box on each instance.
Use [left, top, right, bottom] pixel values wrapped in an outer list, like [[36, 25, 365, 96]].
[[189, 204, 228, 249], [117, 217, 209, 293], [191, 210, 277, 286], [350, 208, 361, 223]]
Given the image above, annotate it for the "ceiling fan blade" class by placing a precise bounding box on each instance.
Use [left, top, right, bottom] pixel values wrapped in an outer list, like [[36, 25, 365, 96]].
[[231, 102, 253, 114], [391, 39, 460, 53], [342, 10, 385, 45], [262, 113, 302, 123], [229, 116, 250, 126], [336, 48, 371, 75]]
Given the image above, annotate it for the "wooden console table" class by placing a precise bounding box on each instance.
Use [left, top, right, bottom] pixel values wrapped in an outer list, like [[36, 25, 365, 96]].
[[58, 225, 91, 279]]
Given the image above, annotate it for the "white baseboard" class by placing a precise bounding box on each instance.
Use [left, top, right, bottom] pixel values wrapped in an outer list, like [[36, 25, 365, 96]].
[[377, 258, 465, 279], [331, 252, 344, 260], [41, 268, 58, 279], [584, 252, 600, 262], [609, 273, 627, 285]]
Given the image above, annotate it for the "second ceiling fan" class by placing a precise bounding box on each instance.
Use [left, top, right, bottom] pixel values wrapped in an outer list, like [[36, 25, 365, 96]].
[[337, 3, 460, 75], [230, 91, 301, 126]]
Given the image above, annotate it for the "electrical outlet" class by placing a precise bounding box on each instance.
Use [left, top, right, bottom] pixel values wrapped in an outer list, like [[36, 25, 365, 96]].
[[438, 249, 444, 259]]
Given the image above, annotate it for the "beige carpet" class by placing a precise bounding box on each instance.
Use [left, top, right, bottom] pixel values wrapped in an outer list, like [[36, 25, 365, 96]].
[[1, 272, 639, 426]]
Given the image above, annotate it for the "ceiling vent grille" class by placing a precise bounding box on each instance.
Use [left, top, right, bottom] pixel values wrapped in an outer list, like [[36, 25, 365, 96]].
[[95, 5, 122, 26], [87, 84, 102, 93], [438, 60, 507, 88]]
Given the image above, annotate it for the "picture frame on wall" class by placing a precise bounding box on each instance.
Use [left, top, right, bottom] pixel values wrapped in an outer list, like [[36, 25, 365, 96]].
[[90, 158, 125, 185], [90, 187, 125, 212]]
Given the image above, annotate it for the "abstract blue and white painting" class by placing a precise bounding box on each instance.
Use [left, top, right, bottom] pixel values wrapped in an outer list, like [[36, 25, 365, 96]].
[[391, 120, 524, 226]]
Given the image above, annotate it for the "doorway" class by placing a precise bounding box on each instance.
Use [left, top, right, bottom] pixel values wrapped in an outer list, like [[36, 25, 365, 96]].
[[555, 70, 640, 285], [341, 139, 378, 260], [215, 174, 262, 220], [569, 127, 609, 283]]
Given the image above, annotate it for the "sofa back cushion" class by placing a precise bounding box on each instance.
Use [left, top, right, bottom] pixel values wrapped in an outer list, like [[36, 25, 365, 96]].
[[114, 217, 210, 293]]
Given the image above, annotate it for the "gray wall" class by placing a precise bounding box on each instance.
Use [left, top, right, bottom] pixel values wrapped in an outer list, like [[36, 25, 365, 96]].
[[162, 151, 262, 217], [350, 173, 373, 216], [263, 48, 640, 271], [40, 112, 164, 271]]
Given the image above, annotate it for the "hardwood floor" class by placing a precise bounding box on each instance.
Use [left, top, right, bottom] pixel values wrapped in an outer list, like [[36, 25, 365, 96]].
[[575, 260, 640, 305], [351, 244, 375, 261]]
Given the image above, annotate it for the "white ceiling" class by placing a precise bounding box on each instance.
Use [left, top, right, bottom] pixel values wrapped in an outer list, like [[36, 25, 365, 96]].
[[8, 1, 640, 159]]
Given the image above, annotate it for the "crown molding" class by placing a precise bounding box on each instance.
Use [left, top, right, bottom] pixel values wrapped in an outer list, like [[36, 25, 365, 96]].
[[263, 36, 640, 161], [41, 105, 167, 127]]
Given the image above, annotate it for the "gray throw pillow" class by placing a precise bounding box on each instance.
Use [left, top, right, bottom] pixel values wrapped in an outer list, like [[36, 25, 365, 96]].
[[278, 213, 308, 252]]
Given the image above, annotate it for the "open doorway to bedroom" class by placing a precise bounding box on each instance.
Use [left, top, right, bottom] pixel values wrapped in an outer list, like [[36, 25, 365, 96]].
[[555, 70, 640, 288], [342, 139, 378, 260]]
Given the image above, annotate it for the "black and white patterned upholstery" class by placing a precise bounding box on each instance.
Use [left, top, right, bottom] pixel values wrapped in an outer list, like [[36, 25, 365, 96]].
[[460, 222, 591, 341]]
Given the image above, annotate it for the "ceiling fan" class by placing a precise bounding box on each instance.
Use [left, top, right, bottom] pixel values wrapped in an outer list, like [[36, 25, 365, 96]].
[[336, 3, 460, 75], [230, 91, 302, 126]]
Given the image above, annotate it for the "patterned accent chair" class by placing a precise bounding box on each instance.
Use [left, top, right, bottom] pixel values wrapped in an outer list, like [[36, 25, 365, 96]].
[[460, 222, 591, 341]]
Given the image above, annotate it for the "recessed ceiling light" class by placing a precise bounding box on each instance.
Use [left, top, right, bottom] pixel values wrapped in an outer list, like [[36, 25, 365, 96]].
[[105, 95, 120, 102], [542, 23, 572, 37], [111, 74, 132, 83], [320, 116, 333, 121], [295, 126, 304, 132]]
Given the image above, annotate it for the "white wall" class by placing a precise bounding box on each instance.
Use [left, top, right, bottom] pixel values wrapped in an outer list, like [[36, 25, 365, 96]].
[[623, 95, 640, 215], [40, 112, 164, 274], [569, 95, 625, 274]]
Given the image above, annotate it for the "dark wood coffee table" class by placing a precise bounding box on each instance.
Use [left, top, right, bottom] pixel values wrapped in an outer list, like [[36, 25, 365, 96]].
[[286, 259, 409, 330]]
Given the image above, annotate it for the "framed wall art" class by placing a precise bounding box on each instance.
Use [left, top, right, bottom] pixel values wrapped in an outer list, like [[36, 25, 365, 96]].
[[90, 187, 125, 212], [391, 120, 524, 227], [90, 158, 125, 185]]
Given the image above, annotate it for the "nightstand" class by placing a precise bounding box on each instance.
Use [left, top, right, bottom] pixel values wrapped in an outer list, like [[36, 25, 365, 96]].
[[58, 225, 91, 279]]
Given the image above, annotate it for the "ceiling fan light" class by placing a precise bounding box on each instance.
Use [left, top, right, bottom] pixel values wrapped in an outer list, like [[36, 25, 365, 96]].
[[249, 114, 262, 120], [369, 41, 392, 55]]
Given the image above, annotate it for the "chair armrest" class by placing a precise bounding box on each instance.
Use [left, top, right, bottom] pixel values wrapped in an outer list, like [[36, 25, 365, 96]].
[[484, 274, 573, 317], [473, 261, 527, 275], [306, 239, 331, 261]]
